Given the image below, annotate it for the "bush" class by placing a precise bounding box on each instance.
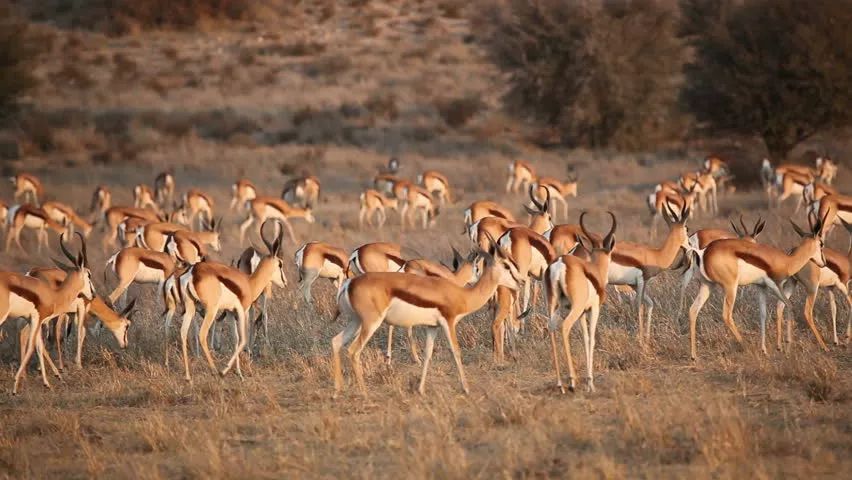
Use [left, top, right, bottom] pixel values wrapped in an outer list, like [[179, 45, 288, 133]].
[[435, 95, 483, 128], [680, 0, 852, 159], [474, 0, 685, 150], [0, 6, 40, 118]]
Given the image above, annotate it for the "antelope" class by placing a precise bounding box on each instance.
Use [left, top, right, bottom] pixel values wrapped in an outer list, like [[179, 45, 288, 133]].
[[468, 187, 552, 253], [813, 194, 852, 238], [677, 215, 766, 317], [680, 171, 718, 215], [803, 181, 837, 206], [239, 196, 315, 246], [544, 222, 602, 258], [174, 228, 288, 381], [358, 189, 399, 229], [135, 221, 190, 252], [417, 170, 453, 205], [41, 201, 94, 238], [496, 224, 557, 318], [182, 189, 215, 230], [703, 156, 729, 178], [295, 241, 349, 304], [687, 213, 828, 359], [102, 206, 162, 251], [463, 200, 515, 230], [90, 185, 112, 220], [532, 174, 578, 222], [231, 179, 258, 212], [774, 170, 812, 211], [609, 205, 691, 344], [133, 184, 159, 211], [26, 267, 134, 370], [331, 233, 523, 396], [647, 188, 696, 239], [106, 247, 177, 305], [282, 175, 321, 209], [373, 173, 403, 195], [10, 173, 43, 205], [815, 156, 838, 185], [401, 185, 439, 229], [118, 216, 154, 248], [5, 204, 68, 253], [543, 211, 617, 393], [166, 224, 222, 265], [0, 233, 94, 394], [506, 160, 535, 194], [154, 170, 176, 205]]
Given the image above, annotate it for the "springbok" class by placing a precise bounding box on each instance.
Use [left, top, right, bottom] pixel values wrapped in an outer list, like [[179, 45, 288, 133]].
[[90, 185, 112, 220], [42, 201, 94, 238], [0, 233, 94, 393], [106, 246, 177, 305], [282, 175, 321, 209], [401, 185, 440, 229], [506, 160, 535, 194], [417, 170, 453, 205], [331, 233, 523, 396], [543, 211, 616, 393], [295, 241, 349, 304], [532, 174, 578, 222], [154, 171, 176, 205], [687, 213, 827, 359], [815, 156, 838, 185], [133, 184, 159, 211], [231, 179, 258, 213], [358, 189, 399, 229], [102, 206, 162, 251], [5, 204, 68, 253], [182, 189, 215, 230], [239, 196, 315, 246], [463, 200, 515, 230], [609, 205, 691, 344], [647, 188, 696, 239], [10, 173, 43, 205]]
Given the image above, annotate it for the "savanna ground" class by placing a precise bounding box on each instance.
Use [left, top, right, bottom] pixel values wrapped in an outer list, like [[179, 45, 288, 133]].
[[1, 1, 852, 478]]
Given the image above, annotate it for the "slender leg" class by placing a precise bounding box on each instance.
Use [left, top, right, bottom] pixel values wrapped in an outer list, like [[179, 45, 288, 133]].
[[331, 317, 361, 396], [385, 325, 394, 364], [14, 315, 43, 394], [299, 269, 319, 304], [222, 308, 248, 378], [238, 216, 254, 246], [721, 284, 743, 343], [757, 288, 768, 354], [828, 289, 839, 345], [635, 279, 646, 344], [803, 292, 828, 351], [348, 320, 383, 395], [75, 307, 87, 369], [54, 316, 65, 371], [417, 327, 439, 394], [441, 320, 469, 394], [179, 299, 197, 382], [406, 327, 421, 365], [587, 303, 600, 392], [689, 283, 712, 361], [198, 306, 219, 374], [643, 287, 655, 342], [677, 262, 696, 321]]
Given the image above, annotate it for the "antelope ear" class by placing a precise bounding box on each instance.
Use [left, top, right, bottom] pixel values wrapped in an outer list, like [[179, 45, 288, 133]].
[[574, 234, 589, 254], [603, 234, 616, 252], [754, 218, 766, 237]]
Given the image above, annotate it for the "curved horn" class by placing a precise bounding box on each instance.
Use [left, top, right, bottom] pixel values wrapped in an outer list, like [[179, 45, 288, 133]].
[[579, 211, 593, 242], [789, 219, 808, 238], [729, 218, 743, 237], [272, 219, 285, 257], [739, 214, 748, 237], [542, 186, 550, 213], [259, 219, 275, 254], [528, 185, 543, 212], [603, 211, 617, 248], [120, 298, 137, 317], [76, 231, 88, 267], [59, 232, 76, 264]]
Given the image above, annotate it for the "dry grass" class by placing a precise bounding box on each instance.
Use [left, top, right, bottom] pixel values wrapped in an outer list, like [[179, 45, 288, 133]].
[[1, 1, 851, 477]]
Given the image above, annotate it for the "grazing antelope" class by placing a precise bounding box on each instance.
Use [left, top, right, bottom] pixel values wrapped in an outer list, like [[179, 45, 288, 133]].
[[175, 228, 288, 381], [239, 196, 315, 246], [803, 181, 837, 206], [102, 206, 162, 251], [0, 233, 94, 394], [677, 216, 765, 317], [468, 187, 552, 253], [295, 241, 349, 304], [544, 222, 602, 258], [10, 173, 43, 205], [135, 221, 190, 252], [27, 267, 134, 370], [42, 201, 94, 238], [358, 189, 399, 229], [813, 194, 852, 238], [609, 205, 691, 344], [463, 200, 515, 230], [417, 170, 453, 205], [774, 170, 813, 211], [106, 247, 177, 305], [230, 179, 258, 213], [182, 189, 215, 230], [154, 170, 176, 205], [688, 214, 828, 359], [506, 160, 535, 194], [133, 184, 159, 211], [532, 174, 578, 222], [282, 175, 321, 209], [5, 204, 68, 253], [816, 156, 838, 185], [401, 185, 439, 229], [90, 185, 112, 220], [544, 211, 617, 393], [703, 156, 729, 178], [647, 189, 696, 239], [118, 216, 153, 248], [373, 173, 403, 195], [496, 225, 557, 317], [331, 233, 523, 396]]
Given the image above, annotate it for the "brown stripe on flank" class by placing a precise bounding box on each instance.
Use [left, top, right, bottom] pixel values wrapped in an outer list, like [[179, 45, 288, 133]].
[[391, 288, 452, 320], [837, 202, 852, 214], [612, 252, 644, 269], [734, 251, 772, 273], [527, 235, 556, 263], [489, 209, 510, 219], [217, 275, 246, 302], [386, 253, 405, 268], [139, 256, 168, 271], [326, 253, 345, 270], [10, 285, 40, 307]]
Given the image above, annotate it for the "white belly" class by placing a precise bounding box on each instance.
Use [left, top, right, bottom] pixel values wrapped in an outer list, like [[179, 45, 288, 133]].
[[384, 298, 442, 328], [263, 206, 285, 219], [217, 283, 243, 311], [736, 259, 769, 285], [835, 210, 852, 224], [387, 259, 404, 272], [23, 215, 45, 229], [320, 259, 344, 278], [820, 266, 841, 287], [8, 293, 38, 318], [135, 263, 165, 284], [607, 263, 642, 286]]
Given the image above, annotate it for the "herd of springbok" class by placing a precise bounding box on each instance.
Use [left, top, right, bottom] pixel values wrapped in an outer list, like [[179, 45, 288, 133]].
[[0, 153, 848, 396]]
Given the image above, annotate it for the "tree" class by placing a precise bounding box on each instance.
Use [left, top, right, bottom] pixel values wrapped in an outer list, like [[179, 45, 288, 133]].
[[680, 0, 852, 160], [473, 0, 685, 150], [0, 5, 39, 119]]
